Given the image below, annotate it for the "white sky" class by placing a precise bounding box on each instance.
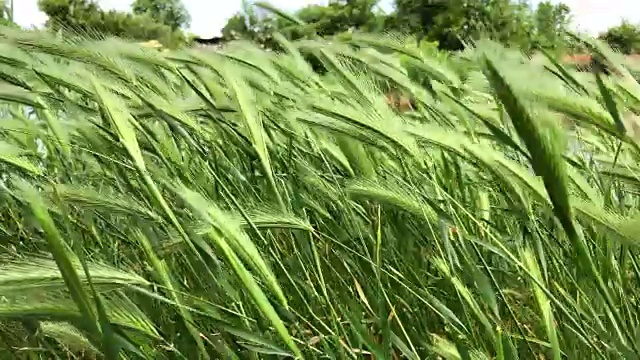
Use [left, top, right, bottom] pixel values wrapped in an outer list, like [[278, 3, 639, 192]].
[[11, 0, 640, 37]]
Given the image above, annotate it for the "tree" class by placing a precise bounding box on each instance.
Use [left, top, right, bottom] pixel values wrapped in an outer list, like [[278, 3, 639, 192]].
[[221, 13, 254, 41], [38, 0, 187, 47], [220, 0, 382, 43], [132, 0, 190, 30], [0, 0, 17, 27], [218, 0, 574, 54], [599, 21, 640, 54], [0, 0, 12, 20], [389, 0, 447, 40], [389, 0, 573, 52], [38, 0, 104, 32], [531, 1, 571, 53], [220, 1, 276, 44], [390, 0, 533, 50]]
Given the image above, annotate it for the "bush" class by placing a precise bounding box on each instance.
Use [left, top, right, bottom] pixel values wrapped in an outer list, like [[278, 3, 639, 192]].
[[599, 21, 640, 54], [38, 0, 187, 47]]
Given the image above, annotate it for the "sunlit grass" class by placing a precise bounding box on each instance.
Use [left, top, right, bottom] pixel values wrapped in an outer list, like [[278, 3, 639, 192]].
[[0, 26, 638, 359]]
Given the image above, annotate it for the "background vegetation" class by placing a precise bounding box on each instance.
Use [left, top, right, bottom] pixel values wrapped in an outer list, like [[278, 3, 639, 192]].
[[12, 0, 639, 55], [219, 0, 576, 55], [0, 0, 624, 56]]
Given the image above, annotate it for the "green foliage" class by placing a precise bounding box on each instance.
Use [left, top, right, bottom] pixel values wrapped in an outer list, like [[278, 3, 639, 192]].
[[221, 0, 574, 54], [599, 21, 640, 54], [220, 1, 274, 43], [132, 0, 191, 30], [0, 16, 14, 28], [0, 0, 17, 27], [390, 0, 572, 52], [531, 1, 572, 53], [294, 0, 383, 35], [221, 0, 384, 44], [37, 0, 187, 47], [0, 26, 638, 358]]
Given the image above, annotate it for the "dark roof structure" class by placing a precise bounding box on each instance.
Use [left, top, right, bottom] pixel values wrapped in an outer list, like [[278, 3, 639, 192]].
[[192, 36, 224, 45]]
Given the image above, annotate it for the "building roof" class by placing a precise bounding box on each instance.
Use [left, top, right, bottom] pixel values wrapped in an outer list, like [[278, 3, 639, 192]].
[[562, 53, 640, 64], [193, 36, 224, 45]]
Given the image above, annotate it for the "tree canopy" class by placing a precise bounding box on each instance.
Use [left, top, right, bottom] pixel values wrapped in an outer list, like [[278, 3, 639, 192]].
[[219, 0, 574, 54], [31, 0, 640, 56], [598, 21, 640, 54], [37, 0, 187, 47], [0, 0, 17, 27], [132, 0, 191, 30]]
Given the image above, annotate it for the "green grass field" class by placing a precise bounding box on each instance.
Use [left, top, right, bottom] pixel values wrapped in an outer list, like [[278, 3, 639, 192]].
[[0, 27, 639, 359]]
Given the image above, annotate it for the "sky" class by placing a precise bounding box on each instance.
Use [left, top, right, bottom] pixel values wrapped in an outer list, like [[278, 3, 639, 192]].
[[12, 0, 640, 38]]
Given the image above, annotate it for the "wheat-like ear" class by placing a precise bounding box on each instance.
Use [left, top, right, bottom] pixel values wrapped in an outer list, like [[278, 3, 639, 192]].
[[0, 15, 639, 359]]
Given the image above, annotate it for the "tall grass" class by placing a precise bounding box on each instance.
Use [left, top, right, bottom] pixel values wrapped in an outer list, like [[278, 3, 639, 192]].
[[0, 26, 639, 359]]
